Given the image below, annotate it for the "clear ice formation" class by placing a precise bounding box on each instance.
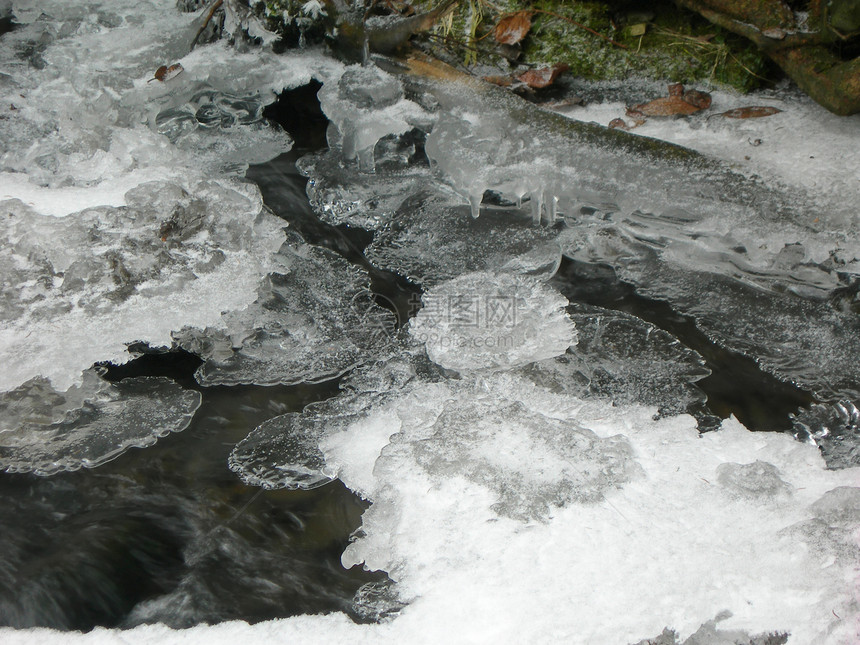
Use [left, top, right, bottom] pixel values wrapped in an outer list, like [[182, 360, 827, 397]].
[[154, 87, 293, 175], [311, 63, 860, 407], [173, 231, 397, 387], [561, 227, 860, 402], [409, 271, 576, 372], [520, 302, 712, 421], [318, 65, 431, 173], [791, 400, 860, 469], [297, 143, 436, 232], [364, 183, 564, 286], [0, 368, 201, 476], [228, 350, 443, 490], [0, 0, 351, 394]]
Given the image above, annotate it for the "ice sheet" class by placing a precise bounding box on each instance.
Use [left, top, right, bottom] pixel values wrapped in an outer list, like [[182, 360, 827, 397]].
[[557, 85, 860, 213], [409, 271, 575, 372], [0, 368, 200, 475], [0, 179, 285, 391], [520, 302, 713, 421], [364, 184, 563, 286], [173, 231, 397, 387]]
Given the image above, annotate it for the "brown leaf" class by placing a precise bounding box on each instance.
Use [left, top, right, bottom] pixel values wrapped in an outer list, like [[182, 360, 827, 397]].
[[483, 75, 513, 87], [632, 96, 702, 117], [668, 83, 684, 97], [683, 89, 711, 109], [608, 118, 631, 130], [151, 63, 184, 83], [717, 106, 782, 119], [494, 11, 533, 46], [517, 63, 569, 89]]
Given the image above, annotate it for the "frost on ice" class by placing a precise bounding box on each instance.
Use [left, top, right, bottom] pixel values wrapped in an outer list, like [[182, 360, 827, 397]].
[[173, 231, 396, 387], [0, 368, 200, 476], [409, 271, 575, 372]]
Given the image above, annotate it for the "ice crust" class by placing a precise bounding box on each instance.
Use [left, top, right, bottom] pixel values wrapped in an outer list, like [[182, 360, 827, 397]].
[[561, 229, 860, 402], [0, 368, 201, 475], [173, 231, 396, 387], [409, 271, 575, 372], [521, 302, 713, 421], [316, 372, 857, 644], [306, 63, 860, 406]]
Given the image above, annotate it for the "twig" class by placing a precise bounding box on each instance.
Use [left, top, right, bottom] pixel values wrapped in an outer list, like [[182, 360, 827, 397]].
[[532, 9, 629, 50], [190, 0, 224, 52]]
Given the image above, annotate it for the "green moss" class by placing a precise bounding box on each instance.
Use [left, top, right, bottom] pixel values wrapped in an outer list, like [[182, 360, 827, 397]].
[[513, 0, 772, 91]]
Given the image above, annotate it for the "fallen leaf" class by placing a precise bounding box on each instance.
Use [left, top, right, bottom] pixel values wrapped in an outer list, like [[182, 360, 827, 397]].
[[683, 88, 711, 109], [517, 63, 569, 89], [631, 96, 701, 116], [150, 63, 184, 83], [483, 75, 513, 87], [717, 106, 782, 119], [609, 118, 631, 130], [494, 11, 533, 46]]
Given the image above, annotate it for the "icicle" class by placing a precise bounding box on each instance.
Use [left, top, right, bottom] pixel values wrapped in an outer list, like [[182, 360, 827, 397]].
[[469, 192, 482, 218], [547, 193, 558, 224], [530, 191, 543, 225], [357, 146, 376, 173]]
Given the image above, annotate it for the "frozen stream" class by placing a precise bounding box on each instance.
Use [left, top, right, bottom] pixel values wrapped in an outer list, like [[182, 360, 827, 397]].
[[1, 1, 859, 643]]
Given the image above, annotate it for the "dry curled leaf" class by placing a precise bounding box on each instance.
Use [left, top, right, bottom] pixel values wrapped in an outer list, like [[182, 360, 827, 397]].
[[150, 63, 184, 83], [517, 63, 569, 89], [494, 11, 533, 46], [631, 96, 701, 117], [609, 118, 631, 130], [717, 106, 782, 119]]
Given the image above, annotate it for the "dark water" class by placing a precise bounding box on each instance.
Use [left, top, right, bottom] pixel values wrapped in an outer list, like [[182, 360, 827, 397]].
[[0, 348, 384, 630], [0, 81, 821, 633]]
